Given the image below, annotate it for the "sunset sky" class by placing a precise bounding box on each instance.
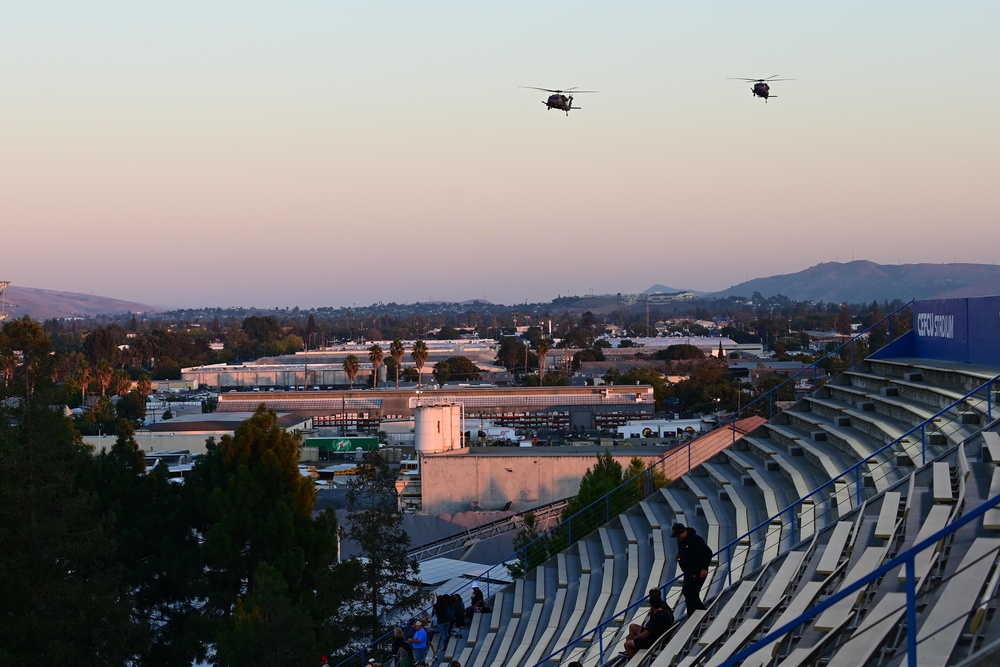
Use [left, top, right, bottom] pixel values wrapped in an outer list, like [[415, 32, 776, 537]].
[[4, 1, 998, 309]]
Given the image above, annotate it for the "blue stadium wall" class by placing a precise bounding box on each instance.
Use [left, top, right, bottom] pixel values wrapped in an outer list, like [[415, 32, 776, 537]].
[[871, 295, 1000, 366]]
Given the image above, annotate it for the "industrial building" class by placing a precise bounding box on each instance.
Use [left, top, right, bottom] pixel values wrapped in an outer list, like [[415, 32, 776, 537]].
[[215, 384, 656, 434]]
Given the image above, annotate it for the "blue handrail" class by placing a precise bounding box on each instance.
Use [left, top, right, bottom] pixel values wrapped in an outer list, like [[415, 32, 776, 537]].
[[531, 372, 999, 667], [719, 487, 1000, 667]]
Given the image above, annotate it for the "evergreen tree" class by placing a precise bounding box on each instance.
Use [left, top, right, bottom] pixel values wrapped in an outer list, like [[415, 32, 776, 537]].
[[0, 320, 139, 664], [506, 511, 550, 579], [344, 453, 424, 641], [549, 451, 632, 554], [180, 407, 345, 662]]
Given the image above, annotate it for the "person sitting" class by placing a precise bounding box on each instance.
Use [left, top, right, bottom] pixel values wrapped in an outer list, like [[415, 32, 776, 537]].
[[623, 591, 674, 658], [626, 588, 664, 643], [465, 585, 485, 623]]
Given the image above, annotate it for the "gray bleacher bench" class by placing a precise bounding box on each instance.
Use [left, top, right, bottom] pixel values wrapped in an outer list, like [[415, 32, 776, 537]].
[[982, 431, 1000, 463]]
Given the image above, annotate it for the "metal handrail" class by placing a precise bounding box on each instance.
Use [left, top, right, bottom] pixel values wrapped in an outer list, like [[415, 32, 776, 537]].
[[719, 487, 1000, 667], [531, 372, 999, 666]]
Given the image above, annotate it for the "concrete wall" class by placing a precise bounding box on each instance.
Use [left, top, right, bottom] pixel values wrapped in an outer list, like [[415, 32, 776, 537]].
[[84, 433, 215, 456], [419, 449, 664, 515]]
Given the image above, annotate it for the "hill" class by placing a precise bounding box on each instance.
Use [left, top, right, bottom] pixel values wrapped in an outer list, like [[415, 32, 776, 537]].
[[710, 261, 1000, 304], [2, 285, 163, 320], [643, 284, 703, 296]]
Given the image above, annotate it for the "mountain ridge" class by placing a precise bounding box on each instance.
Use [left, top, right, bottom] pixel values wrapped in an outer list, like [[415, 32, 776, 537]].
[[702, 260, 1000, 303], [2, 285, 164, 320]]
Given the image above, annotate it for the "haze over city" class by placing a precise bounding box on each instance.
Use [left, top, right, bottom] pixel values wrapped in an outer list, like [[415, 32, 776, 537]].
[[4, 1, 998, 309]]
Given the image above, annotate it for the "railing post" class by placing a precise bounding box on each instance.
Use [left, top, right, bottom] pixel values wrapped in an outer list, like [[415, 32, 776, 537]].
[[920, 424, 926, 467], [989, 379, 995, 420], [597, 624, 605, 661], [789, 504, 797, 546], [727, 543, 734, 587], [855, 466, 863, 506], [906, 556, 917, 667], [769, 393, 774, 419]]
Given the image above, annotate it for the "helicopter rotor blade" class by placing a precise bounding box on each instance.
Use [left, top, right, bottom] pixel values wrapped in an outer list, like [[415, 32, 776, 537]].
[[727, 76, 794, 82], [519, 86, 598, 94]]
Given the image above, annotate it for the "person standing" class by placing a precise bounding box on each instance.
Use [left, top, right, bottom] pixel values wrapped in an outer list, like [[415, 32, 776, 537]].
[[672, 523, 713, 613], [409, 619, 429, 664], [433, 594, 453, 657]]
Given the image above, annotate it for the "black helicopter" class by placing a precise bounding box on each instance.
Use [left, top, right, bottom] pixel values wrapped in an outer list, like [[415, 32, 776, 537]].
[[727, 75, 794, 102], [519, 86, 597, 115]]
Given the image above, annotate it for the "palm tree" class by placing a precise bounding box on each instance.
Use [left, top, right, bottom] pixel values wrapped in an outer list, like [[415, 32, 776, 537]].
[[389, 339, 406, 389], [411, 340, 429, 388], [136, 374, 153, 400], [75, 359, 92, 406], [111, 369, 132, 397], [343, 354, 361, 388], [94, 359, 113, 397], [536, 339, 550, 386], [368, 344, 384, 389]]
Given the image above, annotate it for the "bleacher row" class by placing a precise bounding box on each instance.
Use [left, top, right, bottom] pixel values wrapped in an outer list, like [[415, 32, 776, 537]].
[[436, 357, 1000, 667]]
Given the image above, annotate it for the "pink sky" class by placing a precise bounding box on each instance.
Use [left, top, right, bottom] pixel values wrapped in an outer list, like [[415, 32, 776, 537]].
[[4, 2, 998, 308]]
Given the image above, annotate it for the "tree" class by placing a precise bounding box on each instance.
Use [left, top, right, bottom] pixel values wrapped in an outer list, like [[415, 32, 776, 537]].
[[624, 457, 669, 497], [368, 344, 384, 390], [436, 325, 459, 340], [344, 453, 423, 641], [116, 390, 147, 422], [496, 336, 535, 373], [550, 451, 632, 554], [655, 344, 705, 361], [0, 353, 139, 663], [443, 356, 482, 381], [835, 303, 853, 336], [536, 339, 551, 386], [0, 316, 55, 402], [180, 407, 346, 660], [111, 369, 132, 397], [95, 359, 114, 397], [389, 339, 406, 389], [343, 354, 361, 388], [867, 300, 889, 351], [506, 512, 549, 579], [432, 361, 451, 386], [411, 340, 429, 388]]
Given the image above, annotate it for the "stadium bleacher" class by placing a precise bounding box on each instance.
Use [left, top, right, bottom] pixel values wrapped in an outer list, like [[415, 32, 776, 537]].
[[345, 297, 1000, 667]]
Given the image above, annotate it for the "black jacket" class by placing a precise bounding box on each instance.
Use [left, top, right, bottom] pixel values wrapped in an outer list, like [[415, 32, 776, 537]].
[[676, 528, 713, 575]]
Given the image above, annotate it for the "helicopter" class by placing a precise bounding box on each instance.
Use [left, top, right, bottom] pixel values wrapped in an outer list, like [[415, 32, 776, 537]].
[[727, 75, 794, 102], [519, 86, 597, 115]]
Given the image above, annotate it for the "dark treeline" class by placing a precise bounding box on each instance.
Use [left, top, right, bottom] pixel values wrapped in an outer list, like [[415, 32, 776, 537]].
[[0, 318, 423, 666]]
